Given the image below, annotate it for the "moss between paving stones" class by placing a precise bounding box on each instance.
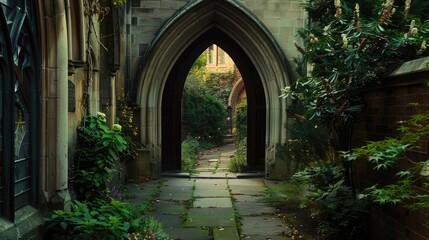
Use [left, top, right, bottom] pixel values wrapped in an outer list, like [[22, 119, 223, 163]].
[[193, 189, 230, 198], [165, 227, 211, 240], [193, 197, 233, 208], [185, 208, 236, 227], [152, 201, 187, 215]]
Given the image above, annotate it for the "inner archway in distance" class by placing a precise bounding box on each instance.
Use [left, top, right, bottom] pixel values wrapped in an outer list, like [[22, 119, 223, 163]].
[[136, 0, 292, 178]]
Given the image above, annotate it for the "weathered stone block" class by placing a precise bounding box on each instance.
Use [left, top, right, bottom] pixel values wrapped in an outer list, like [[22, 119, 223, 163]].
[[126, 148, 153, 181], [141, 0, 161, 9], [139, 17, 162, 27], [160, 0, 187, 9]]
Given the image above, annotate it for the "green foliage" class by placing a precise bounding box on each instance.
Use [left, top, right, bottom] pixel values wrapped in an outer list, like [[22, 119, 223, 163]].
[[183, 79, 227, 146], [205, 71, 236, 105], [264, 181, 310, 207], [187, 54, 207, 83], [228, 138, 247, 173], [234, 99, 247, 143], [117, 96, 142, 163], [343, 111, 429, 210], [344, 138, 409, 170], [181, 137, 204, 173], [229, 99, 247, 173], [112, 0, 127, 7], [73, 113, 127, 201], [182, 52, 237, 146], [283, 113, 332, 172], [192, 52, 207, 69], [292, 164, 369, 239], [282, 0, 429, 153], [46, 200, 169, 240], [292, 163, 344, 191], [303, 0, 429, 36]]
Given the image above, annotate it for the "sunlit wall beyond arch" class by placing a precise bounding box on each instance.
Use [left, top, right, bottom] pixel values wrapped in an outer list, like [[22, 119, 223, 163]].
[[228, 77, 247, 126], [136, 0, 293, 178]]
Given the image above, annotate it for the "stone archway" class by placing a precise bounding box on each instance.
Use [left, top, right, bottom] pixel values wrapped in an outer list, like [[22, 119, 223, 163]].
[[162, 28, 266, 172], [228, 78, 246, 127], [136, 0, 292, 178]]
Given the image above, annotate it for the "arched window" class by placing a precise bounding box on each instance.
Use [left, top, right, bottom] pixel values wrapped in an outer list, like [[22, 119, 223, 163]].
[[0, 0, 39, 221]]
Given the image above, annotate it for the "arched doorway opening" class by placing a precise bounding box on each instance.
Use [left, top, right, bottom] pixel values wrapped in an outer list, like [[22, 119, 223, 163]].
[[136, 0, 292, 178], [162, 28, 265, 172], [228, 78, 247, 132]]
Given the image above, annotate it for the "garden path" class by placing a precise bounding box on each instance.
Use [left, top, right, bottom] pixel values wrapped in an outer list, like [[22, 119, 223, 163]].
[[126, 178, 292, 240], [194, 143, 236, 176]]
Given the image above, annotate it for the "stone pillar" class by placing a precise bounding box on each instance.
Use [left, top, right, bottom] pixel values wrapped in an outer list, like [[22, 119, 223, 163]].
[[52, 0, 70, 206], [108, 73, 117, 128], [89, 71, 100, 115]]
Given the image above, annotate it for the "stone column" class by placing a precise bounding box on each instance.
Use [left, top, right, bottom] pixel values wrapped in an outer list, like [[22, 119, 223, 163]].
[[42, 1, 70, 207], [54, 0, 69, 190], [108, 72, 117, 128]]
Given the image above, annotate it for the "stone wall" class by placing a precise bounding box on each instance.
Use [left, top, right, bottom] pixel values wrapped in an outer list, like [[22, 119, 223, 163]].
[[129, 0, 305, 92], [353, 57, 429, 240], [236, 0, 306, 60]]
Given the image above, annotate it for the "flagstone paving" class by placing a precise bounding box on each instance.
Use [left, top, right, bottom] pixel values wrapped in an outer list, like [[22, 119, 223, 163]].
[[124, 144, 291, 239], [126, 177, 292, 240]]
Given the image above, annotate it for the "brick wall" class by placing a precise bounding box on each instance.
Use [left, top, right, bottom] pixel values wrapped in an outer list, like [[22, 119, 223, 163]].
[[353, 66, 429, 240]]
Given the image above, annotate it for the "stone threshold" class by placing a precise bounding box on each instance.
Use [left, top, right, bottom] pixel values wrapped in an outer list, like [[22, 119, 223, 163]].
[[161, 172, 265, 179]]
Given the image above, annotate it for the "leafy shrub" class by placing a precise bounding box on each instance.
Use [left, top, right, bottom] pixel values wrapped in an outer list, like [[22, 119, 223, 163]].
[[292, 163, 343, 191], [46, 200, 169, 240], [228, 99, 247, 173], [285, 119, 332, 172], [73, 113, 127, 201], [229, 137, 247, 173], [228, 153, 246, 173], [234, 99, 247, 143], [183, 78, 227, 146], [344, 109, 429, 210], [127, 217, 169, 240], [292, 164, 369, 239], [281, 0, 429, 186], [205, 71, 235, 105], [117, 95, 143, 163], [181, 137, 203, 173]]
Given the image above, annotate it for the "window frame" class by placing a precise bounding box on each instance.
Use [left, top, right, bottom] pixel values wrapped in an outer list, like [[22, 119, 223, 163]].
[[0, 1, 40, 222]]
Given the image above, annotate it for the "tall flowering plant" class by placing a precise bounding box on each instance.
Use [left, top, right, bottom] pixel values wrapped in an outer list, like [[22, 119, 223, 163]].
[[282, 0, 429, 185], [73, 112, 127, 200]]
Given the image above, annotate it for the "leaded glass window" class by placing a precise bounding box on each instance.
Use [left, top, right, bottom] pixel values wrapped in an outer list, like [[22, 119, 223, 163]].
[[0, 0, 39, 220], [218, 48, 226, 65], [0, 67, 4, 212], [207, 45, 215, 65]]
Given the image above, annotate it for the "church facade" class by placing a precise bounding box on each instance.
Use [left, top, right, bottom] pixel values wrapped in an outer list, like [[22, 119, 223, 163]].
[[0, 0, 306, 238]]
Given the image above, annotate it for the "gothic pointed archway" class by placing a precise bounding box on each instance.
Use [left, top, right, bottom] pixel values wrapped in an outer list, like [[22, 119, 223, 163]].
[[136, 0, 293, 177], [162, 28, 265, 171]]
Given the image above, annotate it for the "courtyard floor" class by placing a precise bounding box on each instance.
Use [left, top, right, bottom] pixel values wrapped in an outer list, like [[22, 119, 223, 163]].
[[126, 177, 292, 240], [124, 144, 292, 240]]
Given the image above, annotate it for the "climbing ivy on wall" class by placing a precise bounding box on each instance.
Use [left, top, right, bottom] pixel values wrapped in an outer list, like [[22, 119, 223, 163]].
[[205, 70, 236, 106]]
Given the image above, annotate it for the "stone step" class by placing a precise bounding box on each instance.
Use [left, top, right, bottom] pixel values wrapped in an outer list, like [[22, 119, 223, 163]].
[[195, 168, 229, 171], [223, 134, 235, 144], [191, 172, 237, 178]]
